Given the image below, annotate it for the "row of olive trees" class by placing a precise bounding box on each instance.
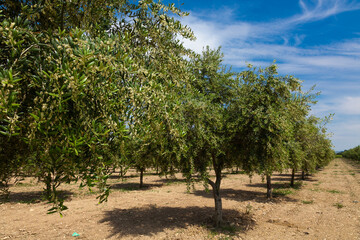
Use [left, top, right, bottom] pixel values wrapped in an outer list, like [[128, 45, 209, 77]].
[[339, 145, 360, 161], [174, 49, 334, 225], [0, 0, 195, 212], [1, 0, 334, 225]]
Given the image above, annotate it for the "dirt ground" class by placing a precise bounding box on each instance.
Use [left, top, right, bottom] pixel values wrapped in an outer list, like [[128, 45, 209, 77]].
[[1, 158, 359, 240]]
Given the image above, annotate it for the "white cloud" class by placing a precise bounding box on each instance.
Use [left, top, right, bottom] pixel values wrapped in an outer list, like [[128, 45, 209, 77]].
[[180, 0, 360, 52], [310, 96, 360, 117], [180, 15, 223, 52], [327, 118, 360, 151], [180, 14, 250, 53], [288, 55, 360, 69], [178, 0, 360, 151], [292, 0, 360, 23], [338, 96, 360, 115]]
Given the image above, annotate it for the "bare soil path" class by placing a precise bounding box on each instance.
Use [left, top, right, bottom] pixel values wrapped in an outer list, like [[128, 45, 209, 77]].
[[1, 158, 359, 239]]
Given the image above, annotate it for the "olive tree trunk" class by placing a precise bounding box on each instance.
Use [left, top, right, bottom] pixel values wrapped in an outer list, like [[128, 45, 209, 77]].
[[139, 167, 145, 188], [266, 174, 272, 199], [290, 168, 295, 187], [207, 159, 223, 227]]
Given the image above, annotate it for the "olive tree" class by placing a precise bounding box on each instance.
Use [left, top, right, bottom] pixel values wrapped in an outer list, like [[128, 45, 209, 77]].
[[176, 47, 238, 226], [232, 64, 305, 198], [0, 0, 195, 212]]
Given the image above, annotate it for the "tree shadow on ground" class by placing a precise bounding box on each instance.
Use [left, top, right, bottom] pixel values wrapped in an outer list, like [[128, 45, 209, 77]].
[[271, 173, 318, 182], [193, 188, 297, 203], [155, 178, 187, 185], [301, 177, 318, 182], [108, 172, 161, 180], [271, 173, 296, 182], [154, 177, 202, 185], [100, 205, 255, 239], [270, 177, 303, 182], [108, 173, 140, 180], [0, 190, 73, 204], [245, 182, 302, 190], [110, 182, 162, 191]]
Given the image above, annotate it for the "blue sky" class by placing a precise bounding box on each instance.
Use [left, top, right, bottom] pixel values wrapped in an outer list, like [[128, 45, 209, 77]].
[[166, 0, 360, 151]]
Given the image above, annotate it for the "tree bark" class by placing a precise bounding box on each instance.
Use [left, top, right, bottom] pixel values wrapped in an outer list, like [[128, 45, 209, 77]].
[[266, 174, 272, 199], [208, 159, 223, 227], [119, 166, 124, 178], [139, 167, 144, 188], [45, 172, 52, 200], [290, 168, 295, 187], [301, 170, 305, 180]]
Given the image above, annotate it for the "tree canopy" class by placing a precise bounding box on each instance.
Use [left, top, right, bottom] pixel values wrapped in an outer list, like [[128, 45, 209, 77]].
[[1, 0, 335, 226], [339, 145, 360, 161]]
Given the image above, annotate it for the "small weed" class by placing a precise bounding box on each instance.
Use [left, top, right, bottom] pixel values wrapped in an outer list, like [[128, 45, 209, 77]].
[[313, 182, 321, 186], [273, 189, 293, 196], [309, 188, 321, 192], [327, 190, 341, 194], [334, 202, 344, 209], [291, 181, 303, 190], [350, 173, 355, 176], [302, 200, 314, 204], [334, 164, 339, 167], [245, 203, 253, 215]]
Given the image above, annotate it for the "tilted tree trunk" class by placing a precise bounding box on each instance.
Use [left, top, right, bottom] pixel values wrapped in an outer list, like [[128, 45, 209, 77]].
[[207, 159, 223, 227], [290, 168, 295, 187], [266, 174, 272, 199]]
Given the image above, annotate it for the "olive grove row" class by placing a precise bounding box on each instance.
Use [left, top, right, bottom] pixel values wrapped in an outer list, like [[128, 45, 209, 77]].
[[339, 146, 360, 161], [0, 0, 334, 226]]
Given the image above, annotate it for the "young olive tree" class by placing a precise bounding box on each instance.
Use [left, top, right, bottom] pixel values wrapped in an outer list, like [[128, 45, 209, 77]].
[[298, 116, 334, 179], [287, 88, 318, 186], [233, 64, 304, 198], [178, 47, 237, 227], [340, 145, 360, 161]]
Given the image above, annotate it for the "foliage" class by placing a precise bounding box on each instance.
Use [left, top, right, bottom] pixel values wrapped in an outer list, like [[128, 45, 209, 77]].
[[300, 116, 335, 174], [1, 0, 336, 226], [0, 0, 195, 212], [176, 46, 237, 226], [333, 202, 344, 209], [340, 145, 360, 161], [231, 64, 302, 175]]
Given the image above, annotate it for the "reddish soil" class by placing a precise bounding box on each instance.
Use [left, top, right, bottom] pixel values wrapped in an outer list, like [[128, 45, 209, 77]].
[[1, 158, 359, 239]]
